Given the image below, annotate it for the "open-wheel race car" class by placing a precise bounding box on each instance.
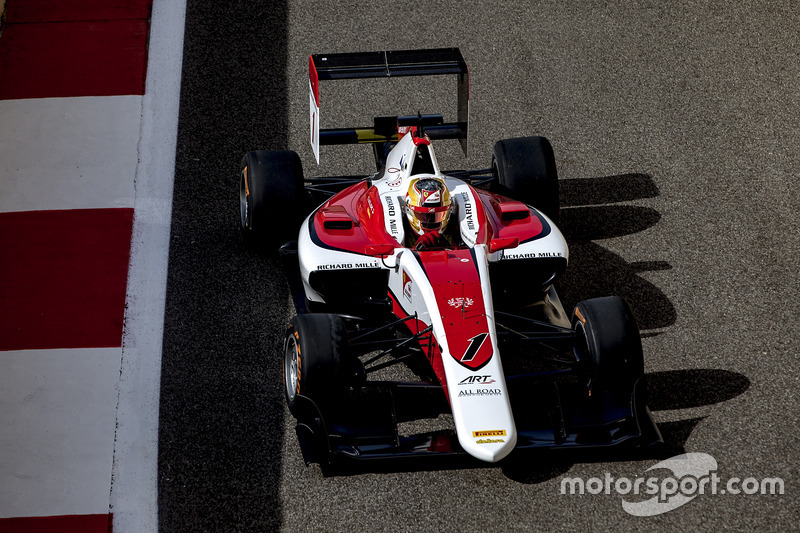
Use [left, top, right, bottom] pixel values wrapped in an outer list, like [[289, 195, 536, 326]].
[[239, 48, 662, 466]]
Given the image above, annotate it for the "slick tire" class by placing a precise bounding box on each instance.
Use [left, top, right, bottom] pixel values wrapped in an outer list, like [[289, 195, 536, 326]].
[[283, 313, 351, 417], [239, 150, 304, 250], [492, 136, 560, 224], [572, 296, 644, 388]]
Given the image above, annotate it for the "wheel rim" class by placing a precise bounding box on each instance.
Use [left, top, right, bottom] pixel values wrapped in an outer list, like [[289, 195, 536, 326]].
[[240, 169, 249, 229], [284, 335, 299, 403]]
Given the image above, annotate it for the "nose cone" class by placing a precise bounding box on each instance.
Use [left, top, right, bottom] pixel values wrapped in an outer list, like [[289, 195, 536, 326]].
[[458, 428, 517, 463]]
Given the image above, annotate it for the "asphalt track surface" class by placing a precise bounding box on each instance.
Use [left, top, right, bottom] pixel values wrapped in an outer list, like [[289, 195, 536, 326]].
[[160, 1, 799, 531]]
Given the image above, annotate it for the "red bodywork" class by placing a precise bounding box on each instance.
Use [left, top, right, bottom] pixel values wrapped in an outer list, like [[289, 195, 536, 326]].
[[388, 247, 492, 401], [311, 182, 547, 255], [311, 183, 398, 254], [418, 248, 492, 371]]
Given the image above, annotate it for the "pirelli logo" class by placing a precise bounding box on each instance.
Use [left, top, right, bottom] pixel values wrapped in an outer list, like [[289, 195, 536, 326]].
[[472, 430, 507, 438]]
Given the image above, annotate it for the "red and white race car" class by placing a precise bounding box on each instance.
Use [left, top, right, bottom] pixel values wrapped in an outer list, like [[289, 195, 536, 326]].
[[239, 48, 661, 466]]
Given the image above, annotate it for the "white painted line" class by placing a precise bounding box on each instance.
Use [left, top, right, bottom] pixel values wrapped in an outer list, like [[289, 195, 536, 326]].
[[0, 95, 141, 213], [0, 348, 121, 519], [110, 0, 187, 531]]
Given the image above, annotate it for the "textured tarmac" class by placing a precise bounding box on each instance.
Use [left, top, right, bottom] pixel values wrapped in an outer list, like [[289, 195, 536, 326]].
[[160, 1, 799, 531]]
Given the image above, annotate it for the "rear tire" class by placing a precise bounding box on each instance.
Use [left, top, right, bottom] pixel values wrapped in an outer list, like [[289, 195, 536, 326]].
[[492, 136, 560, 223], [284, 313, 351, 416], [572, 296, 644, 388], [240, 150, 304, 250]]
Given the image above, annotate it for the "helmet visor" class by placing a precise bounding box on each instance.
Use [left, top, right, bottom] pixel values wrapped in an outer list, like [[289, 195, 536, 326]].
[[409, 204, 450, 229]]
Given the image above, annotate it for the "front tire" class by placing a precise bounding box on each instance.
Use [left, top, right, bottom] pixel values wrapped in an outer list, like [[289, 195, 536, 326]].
[[572, 296, 644, 388], [240, 150, 304, 250], [284, 313, 352, 416], [492, 136, 560, 223]]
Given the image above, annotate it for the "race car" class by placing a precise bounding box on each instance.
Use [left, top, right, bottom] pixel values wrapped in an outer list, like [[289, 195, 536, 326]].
[[239, 48, 662, 466]]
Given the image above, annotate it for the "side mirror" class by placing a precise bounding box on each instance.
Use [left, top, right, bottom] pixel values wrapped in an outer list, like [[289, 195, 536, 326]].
[[365, 244, 395, 256], [488, 236, 519, 253]]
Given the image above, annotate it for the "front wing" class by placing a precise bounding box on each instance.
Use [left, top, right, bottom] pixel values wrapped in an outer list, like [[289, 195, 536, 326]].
[[290, 375, 663, 466]]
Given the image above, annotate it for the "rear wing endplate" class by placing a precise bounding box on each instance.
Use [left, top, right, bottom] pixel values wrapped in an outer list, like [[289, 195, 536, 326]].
[[309, 48, 469, 163]]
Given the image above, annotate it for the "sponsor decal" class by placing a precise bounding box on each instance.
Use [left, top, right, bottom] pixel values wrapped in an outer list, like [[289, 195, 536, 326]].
[[458, 388, 501, 397], [473, 430, 507, 438], [574, 308, 586, 325], [460, 333, 489, 362], [384, 195, 399, 236], [447, 297, 474, 309], [316, 261, 379, 270], [476, 438, 505, 444], [422, 189, 441, 204], [458, 375, 495, 386], [402, 270, 412, 301], [460, 192, 476, 231], [503, 251, 563, 260]]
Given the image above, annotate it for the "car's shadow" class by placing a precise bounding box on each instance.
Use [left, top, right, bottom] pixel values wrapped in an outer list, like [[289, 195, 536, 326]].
[[502, 368, 751, 483], [556, 173, 675, 331]]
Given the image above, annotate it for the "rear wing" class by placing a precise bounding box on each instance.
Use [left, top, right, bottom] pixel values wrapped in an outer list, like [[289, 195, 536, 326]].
[[309, 48, 469, 163]]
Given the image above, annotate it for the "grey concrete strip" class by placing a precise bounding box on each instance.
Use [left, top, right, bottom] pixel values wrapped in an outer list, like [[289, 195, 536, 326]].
[[111, 0, 187, 531]]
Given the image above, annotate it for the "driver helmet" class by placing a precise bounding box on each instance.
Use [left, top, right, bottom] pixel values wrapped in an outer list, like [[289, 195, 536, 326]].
[[405, 177, 453, 236]]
